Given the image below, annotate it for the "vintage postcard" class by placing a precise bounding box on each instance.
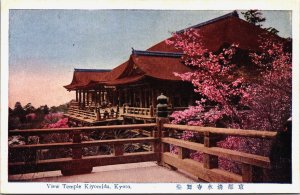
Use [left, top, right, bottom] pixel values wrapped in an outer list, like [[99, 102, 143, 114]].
[[1, 0, 299, 194]]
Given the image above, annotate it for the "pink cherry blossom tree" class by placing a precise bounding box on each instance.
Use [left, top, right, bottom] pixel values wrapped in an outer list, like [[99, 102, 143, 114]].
[[167, 29, 292, 174]]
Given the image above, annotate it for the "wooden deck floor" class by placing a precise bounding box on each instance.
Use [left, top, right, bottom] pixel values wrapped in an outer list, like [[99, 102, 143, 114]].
[[8, 162, 198, 183]]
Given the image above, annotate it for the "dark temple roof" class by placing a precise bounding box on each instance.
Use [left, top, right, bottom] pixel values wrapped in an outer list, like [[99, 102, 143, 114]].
[[64, 69, 111, 90], [64, 11, 287, 90], [176, 10, 239, 34]]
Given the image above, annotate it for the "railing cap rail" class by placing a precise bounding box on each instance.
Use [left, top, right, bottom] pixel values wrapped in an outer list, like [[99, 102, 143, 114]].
[[163, 124, 277, 139], [9, 123, 156, 135]]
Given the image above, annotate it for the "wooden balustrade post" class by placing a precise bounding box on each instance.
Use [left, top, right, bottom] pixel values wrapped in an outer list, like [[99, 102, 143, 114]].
[[178, 147, 190, 159], [203, 131, 219, 169], [116, 104, 120, 117], [24, 135, 37, 162], [156, 93, 171, 166], [114, 144, 124, 156], [96, 108, 101, 121], [242, 163, 253, 182], [72, 130, 82, 159], [242, 165, 268, 183], [150, 105, 154, 117], [62, 130, 92, 176]]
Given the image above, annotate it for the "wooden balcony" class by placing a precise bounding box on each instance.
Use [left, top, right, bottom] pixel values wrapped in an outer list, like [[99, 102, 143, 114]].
[[64, 100, 188, 125], [8, 120, 283, 183]]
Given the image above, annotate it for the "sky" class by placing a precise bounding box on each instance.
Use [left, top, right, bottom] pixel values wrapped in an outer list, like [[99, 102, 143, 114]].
[[8, 10, 292, 108]]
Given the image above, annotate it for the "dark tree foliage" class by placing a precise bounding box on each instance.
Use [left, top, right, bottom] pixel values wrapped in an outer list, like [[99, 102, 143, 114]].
[[50, 103, 68, 113], [12, 102, 26, 123], [241, 9, 266, 27], [24, 103, 35, 114], [265, 27, 280, 35], [9, 102, 68, 130], [241, 10, 279, 35], [42, 105, 49, 114]]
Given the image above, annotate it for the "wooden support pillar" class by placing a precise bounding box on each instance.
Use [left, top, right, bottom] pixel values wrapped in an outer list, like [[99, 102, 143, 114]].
[[104, 91, 107, 102], [151, 88, 155, 107], [133, 90, 136, 107], [75, 90, 78, 102], [111, 90, 114, 105], [124, 89, 128, 105], [99, 90, 102, 105], [131, 89, 134, 106], [95, 90, 98, 105], [117, 89, 120, 106], [82, 90, 86, 108], [88, 91, 91, 105], [86, 91, 89, 106], [78, 90, 82, 107], [98, 89, 102, 106], [144, 89, 148, 108], [139, 87, 143, 108]]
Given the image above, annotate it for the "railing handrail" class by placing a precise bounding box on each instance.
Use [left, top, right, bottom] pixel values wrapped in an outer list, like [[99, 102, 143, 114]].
[[10, 137, 158, 150], [163, 124, 277, 139], [125, 107, 150, 110], [9, 123, 156, 135], [161, 137, 270, 168]]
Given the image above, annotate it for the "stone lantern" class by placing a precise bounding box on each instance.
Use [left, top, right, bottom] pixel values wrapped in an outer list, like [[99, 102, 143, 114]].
[[156, 93, 168, 117]]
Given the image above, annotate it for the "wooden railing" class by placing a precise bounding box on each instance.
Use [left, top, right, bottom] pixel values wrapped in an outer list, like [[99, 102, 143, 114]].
[[122, 106, 188, 118], [66, 107, 119, 121], [8, 120, 281, 183], [8, 124, 158, 175], [123, 106, 154, 117], [160, 124, 277, 183]]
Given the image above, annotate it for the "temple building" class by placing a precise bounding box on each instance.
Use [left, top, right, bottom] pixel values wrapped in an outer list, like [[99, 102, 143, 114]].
[[63, 11, 287, 125]]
